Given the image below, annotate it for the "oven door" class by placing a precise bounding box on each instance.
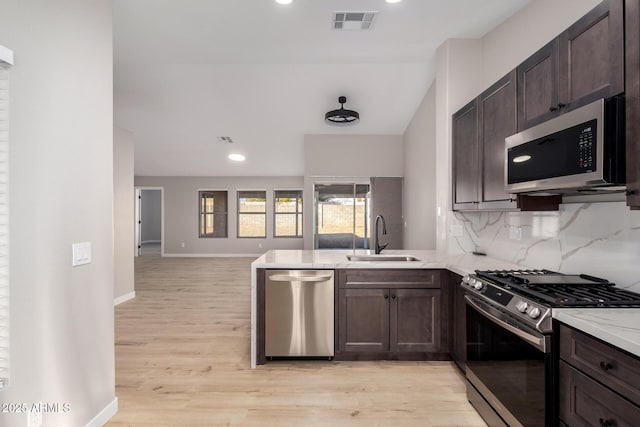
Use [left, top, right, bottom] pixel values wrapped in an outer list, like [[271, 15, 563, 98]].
[[465, 295, 553, 427]]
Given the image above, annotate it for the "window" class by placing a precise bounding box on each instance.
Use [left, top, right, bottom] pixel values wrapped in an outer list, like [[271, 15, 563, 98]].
[[199, 191, 228, 238], [274, 190, 303, 237], [237, 190, 266, 238], [314, 183, 370, 249]]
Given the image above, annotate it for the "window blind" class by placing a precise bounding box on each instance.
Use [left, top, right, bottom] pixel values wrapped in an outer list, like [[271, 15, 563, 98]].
[[0, 63, 10, 389]]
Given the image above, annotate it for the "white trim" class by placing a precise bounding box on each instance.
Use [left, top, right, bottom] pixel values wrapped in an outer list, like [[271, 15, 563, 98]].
[[164, 253, 261, 258], [114, 291, 135, 306], [140, 240, 161, 244], [0, 45, 14, 65], [84, 397, 118, 427]]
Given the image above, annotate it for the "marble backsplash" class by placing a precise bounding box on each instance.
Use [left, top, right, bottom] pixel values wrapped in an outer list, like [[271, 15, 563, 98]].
[[449, 202, 640, 292]]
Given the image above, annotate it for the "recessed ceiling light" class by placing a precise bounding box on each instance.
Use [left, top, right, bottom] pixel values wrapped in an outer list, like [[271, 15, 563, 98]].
[[386, 0, 402, 3], [228, 153, 246, 162], [275, 0, 293, 5]]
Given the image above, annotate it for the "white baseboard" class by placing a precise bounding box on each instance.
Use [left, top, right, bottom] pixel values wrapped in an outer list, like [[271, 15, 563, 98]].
[[114, 291, 135, 306], [163, 253, 262, 258], [85, 397, 118, 427]]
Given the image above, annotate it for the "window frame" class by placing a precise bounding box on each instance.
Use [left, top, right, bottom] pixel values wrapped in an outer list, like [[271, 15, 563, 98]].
[[198, 190, 228, 238], [273, 189, 303, 238], [237, 190, 267, 239]]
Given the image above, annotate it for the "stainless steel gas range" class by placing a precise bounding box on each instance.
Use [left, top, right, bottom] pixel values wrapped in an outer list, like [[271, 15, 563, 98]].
[[461, 269, 640, 427]]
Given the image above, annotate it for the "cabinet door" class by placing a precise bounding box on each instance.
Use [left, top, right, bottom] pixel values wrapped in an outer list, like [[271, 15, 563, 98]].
[[626, 0, 640, 209], [389, 288, 441, 353], [478, 71, 517, 207], [558, 0, 624, 111], [338, 288, 389, 352], [452, 99, 479, 209], [517, 39, 559, 130], [559, 361, 640, 427]]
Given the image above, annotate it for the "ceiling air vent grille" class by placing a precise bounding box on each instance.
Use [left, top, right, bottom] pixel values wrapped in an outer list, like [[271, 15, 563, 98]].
[[333, 11, 377, 30], [216, 136, 234, 144]]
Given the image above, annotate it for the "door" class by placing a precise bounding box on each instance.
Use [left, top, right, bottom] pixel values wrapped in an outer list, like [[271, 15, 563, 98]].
[[338, 288, 389, 352], [314, 183, 370, 249], [517, 39, 559, 130], [452, 99, 479, 208], [558, 0, 624, 111], [390, 288, 440, 353], [479, 71, 517, 206]]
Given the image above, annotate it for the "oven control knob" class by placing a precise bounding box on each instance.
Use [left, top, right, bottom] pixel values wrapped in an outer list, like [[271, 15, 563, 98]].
[[527, 307, 541, 319], [472, 280, 485, 291], [462, 275, 471, 284], [516, 301, 529, 313]]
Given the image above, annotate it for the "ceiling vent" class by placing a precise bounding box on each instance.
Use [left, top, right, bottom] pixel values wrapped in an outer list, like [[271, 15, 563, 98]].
[[332, 12, 377, 30], [217, 136, 234, 144]]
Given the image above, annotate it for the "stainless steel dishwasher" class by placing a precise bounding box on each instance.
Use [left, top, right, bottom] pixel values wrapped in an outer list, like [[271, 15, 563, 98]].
[[265, 270, 334, 358]]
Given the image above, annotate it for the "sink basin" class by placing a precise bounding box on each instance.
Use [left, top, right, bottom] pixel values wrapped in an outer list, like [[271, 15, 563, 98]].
[[346, 255, 421, 262]]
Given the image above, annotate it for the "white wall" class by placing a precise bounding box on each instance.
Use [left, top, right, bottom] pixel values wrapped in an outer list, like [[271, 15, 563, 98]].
[[0, 0, 116, 425], [403, 82, 437, 249], [141, 189, 161, 242], [303, 134, 404, 249], [114, 127, 135, 302], [134, 176, 304, 255]]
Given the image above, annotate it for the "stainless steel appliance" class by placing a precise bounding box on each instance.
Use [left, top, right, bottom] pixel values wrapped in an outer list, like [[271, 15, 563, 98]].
[[462, 269, 640, 427], [265, 270, 334, 358], [505, 96, 625, 194]]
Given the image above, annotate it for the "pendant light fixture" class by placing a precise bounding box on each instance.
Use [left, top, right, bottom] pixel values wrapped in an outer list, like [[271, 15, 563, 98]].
[[325, 96, 359, 125]]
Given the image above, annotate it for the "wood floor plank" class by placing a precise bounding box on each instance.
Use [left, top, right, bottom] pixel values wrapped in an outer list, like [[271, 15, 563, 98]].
[[108, 256, 486, 426]]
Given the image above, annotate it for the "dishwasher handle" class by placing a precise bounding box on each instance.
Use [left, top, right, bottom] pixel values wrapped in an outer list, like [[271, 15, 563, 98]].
[[268, 274, 333, 283]]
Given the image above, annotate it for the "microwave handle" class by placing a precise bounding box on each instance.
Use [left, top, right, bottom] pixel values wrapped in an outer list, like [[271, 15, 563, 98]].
[[465, 295, 549, 353]]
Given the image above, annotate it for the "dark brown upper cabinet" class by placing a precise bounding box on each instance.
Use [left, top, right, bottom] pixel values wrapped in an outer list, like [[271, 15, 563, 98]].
[[452, 99, 479, 210], [452, 72, 517, 211], [517, 0, 624, 131], [626, 0, 640, 209]]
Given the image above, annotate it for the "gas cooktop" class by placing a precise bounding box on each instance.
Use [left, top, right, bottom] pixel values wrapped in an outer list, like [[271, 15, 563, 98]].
[[475, 269, 640, 308]]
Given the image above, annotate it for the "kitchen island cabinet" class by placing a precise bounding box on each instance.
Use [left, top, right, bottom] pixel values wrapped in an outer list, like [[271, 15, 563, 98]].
[[336, 269, 449, 360]]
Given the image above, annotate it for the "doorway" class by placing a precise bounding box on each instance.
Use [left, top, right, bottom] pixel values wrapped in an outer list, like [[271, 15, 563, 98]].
[[135, 188, 163, 256], [314, 183, 371, 249]]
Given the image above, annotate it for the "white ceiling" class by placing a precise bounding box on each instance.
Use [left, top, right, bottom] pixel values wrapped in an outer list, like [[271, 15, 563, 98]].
[[114, 0, 530, 176]]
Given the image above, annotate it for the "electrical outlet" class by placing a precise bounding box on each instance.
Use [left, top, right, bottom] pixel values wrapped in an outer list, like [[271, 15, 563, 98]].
[[450, 225, 464, 237], [258, 243, 262, 249], [181, 242, 185, 248], [509, 226, 523, 241], [28, 406, 42, 427]]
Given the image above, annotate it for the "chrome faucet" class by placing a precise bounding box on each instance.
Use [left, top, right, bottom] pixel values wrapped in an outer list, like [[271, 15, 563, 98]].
[[374, 214, 388, 254]]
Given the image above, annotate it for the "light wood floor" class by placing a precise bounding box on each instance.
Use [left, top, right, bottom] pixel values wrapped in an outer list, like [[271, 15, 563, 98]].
[[108, 256, 486, 427]]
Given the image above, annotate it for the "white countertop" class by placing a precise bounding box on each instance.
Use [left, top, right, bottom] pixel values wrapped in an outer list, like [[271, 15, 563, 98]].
[[553, 308, 640, 357], [250, 250, 640, 367]]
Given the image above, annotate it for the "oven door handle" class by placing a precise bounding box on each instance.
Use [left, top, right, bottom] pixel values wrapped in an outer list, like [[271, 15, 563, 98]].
[[465, 295, 549, 353]]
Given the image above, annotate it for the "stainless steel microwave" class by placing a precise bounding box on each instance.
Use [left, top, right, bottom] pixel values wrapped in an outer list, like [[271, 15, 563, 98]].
[[505, 96, 625, 194]]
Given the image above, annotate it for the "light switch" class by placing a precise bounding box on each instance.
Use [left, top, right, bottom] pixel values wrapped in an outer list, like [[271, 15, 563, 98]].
[[72, 242, 92, 266]]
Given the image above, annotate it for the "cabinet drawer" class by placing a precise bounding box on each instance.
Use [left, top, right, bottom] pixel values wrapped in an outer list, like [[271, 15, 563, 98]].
[[559, 324, 640, 405], [339, 269, 440, 289], [559, 360, 640, 427]]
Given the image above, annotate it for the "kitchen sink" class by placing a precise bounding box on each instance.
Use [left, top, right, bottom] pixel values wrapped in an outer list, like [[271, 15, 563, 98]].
[[346, 255, 421, 262]]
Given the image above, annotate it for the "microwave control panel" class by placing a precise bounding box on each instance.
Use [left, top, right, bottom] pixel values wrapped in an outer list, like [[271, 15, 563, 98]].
[[578, 125, 594, 170]]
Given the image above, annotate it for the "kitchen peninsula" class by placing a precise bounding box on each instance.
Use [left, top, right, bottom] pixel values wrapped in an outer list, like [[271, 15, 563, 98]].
[[250, 249, 640, 369]]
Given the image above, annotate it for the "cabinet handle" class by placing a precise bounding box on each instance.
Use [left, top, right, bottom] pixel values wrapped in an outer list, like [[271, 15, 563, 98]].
[[391, 295, 396, 300], [599, 418, 616, 427], [599, 361, 614, 371], [384, 295, 389, 300]]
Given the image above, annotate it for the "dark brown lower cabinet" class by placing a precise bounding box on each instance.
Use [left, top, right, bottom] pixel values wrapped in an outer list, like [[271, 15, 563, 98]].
[[336, 269, 449, 361], [559, 324, 640, 426]]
